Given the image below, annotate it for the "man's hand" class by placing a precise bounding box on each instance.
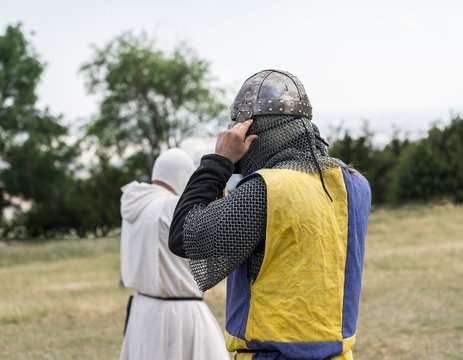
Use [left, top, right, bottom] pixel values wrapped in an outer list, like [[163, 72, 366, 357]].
[[215, 119, 258, 164]]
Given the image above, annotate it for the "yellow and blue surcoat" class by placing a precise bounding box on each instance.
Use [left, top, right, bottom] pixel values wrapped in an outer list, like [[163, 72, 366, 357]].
[[225, 167, 371, 360]]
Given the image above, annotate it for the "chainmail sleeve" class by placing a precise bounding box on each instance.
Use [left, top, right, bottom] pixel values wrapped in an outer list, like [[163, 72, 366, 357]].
[[183, 176, 267, 291], [169, 154, 235, 258], [169, 154, 268, 291]]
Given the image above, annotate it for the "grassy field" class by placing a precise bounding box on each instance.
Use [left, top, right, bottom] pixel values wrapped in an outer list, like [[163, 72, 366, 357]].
[[0, 203, 462, 359]]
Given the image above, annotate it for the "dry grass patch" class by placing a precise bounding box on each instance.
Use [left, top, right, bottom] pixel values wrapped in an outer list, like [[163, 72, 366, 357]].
[[0, 236, 227, 359], [355, 203, 463, 360], [0, 238, 131, 359], [0, 203, 462, 359]]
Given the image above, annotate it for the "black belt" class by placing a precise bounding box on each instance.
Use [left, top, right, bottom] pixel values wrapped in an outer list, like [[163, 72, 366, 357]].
[[123, 295, 134, 336], [237, 349, 332, 359], [236, 349, 273, 354], [138, 292, 203, 301], [123, 293, 203, 336]]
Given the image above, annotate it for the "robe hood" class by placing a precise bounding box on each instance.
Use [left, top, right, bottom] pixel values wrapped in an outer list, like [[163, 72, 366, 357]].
[[121, 148, 195, 223], [151, 148, 196, 195], [120, 182, 164, 224]]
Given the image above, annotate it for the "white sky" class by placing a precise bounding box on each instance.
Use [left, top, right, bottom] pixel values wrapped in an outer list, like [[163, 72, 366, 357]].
[[2, 0, 463, 146]]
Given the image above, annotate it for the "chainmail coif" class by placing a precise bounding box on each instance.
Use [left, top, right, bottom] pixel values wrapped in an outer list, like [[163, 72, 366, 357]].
[[183, 115, 345, 291]]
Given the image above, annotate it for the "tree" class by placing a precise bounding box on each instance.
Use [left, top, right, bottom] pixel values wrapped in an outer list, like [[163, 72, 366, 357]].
[[76, 156, 133, 238], [368, 132, 409, 203], [0, 24, 79, 236], [328, 120, 375, 173], [391, 116, 463, 202], [1, 23, 43, 220], [328, 120, 409, 203], [80, 32, 226, 176]]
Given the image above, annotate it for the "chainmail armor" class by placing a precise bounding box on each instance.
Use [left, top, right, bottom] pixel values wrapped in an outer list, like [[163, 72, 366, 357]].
[[184, 115, 345, 291], [183, 177, 267, 291]]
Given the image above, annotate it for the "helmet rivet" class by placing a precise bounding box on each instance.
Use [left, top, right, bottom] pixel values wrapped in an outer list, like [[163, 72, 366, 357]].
[[279, 108, 283, 111], [290, 108, 294, 112], [269, 108, 273, 111], [258, 100, 261, 104], [268, 100, 272, 103], [299, 110, 302, 113]]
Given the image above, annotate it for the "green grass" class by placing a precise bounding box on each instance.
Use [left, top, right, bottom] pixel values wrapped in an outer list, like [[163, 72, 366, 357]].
[[0, 203, 462, 359]]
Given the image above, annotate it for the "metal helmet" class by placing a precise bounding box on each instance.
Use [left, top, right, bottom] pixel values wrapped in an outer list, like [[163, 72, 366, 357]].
[[230, 69, 312, 123]]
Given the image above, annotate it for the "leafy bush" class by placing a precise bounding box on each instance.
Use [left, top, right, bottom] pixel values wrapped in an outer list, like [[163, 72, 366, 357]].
[[391, 116, 463, 202]]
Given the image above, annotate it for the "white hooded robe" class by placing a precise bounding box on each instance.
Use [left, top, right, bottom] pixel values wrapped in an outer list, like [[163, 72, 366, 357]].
[[119, 159, 229, 360]]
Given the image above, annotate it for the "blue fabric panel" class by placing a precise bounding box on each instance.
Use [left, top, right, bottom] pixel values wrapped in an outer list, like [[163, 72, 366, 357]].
[[341, 168, 371, 338], [251, 352, 292, 360], [252, 354, 332, 360], [226, 171, 261, 339], [246, 339, 342, 360], [226, 261, 252, 338]]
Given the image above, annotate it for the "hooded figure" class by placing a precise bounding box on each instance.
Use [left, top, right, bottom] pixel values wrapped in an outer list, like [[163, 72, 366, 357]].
[[169, 70, 371, 360], [119, 148, 229, 360]]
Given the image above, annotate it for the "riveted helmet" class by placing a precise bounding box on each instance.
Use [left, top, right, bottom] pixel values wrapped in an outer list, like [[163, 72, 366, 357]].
[[230, 69, 312, 123]]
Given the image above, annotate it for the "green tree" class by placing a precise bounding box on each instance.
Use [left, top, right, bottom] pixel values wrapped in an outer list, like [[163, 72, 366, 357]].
[[392, 116, 463, 202], [1, 23, 43, 220], [368, 132, 409, 203], [329, 120, 375, 171], [79, 155, 133, 237], [328, 121, 409, 203], [80, 32, 226, 176], [0, 24, 78, 236]]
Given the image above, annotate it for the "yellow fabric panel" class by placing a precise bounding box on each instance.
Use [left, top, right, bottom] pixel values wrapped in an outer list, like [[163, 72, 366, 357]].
[[225, 330, 249, 352], [332, 349, 353, 360], [245, 168, 348, 342], [234, 353, 255, 360], [332, 335, 356, 360]]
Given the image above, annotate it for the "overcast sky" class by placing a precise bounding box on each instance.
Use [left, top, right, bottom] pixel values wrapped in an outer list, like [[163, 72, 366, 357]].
[[2, 0, 462, 145]]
